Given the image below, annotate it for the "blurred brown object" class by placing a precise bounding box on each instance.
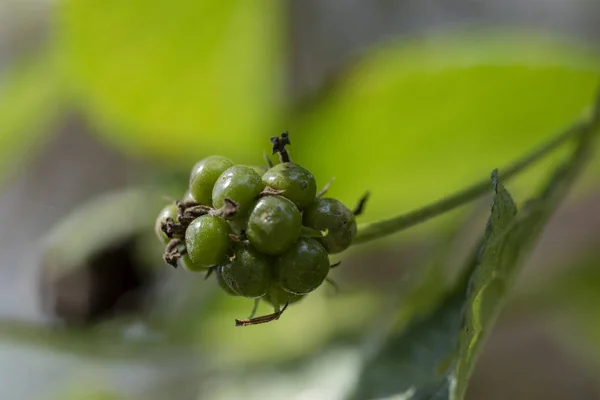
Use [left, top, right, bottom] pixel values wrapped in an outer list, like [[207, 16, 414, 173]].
[[467, 314, 600, 400], [39, 237, 148, 325], [0, 114, 149, 324]]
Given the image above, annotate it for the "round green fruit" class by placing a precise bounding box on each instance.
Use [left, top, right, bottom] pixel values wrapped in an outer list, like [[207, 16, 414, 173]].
[[185, 215, 232, 267], [262, 163, 317, 209], [246, 196, 301, 255], [263, 283, 304, 309], [212, 165, 265, 217], [189, 156, 233, 206], [275, 238, 330, 295], [178, 254, 207, 272], [303, 198, 357, 254], [215, 266, 239, 296], [182, 190, 196, 203], [228, 218, 248, 236], [220, 245, 272, 298], [155, 203, 178, 244], [250, 165, 267, 175]]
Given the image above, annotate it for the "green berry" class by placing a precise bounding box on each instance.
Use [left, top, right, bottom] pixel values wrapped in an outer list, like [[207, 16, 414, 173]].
[[178, 254, 208, 272], [189, 156, 234, 206], [155, 203, 178, 244], [262, 163, 317, 209], [220, 245, 272, 298], [185, 215, 232, 267], [246, 196, 301, 255], [303, 198, 357, 254], [228, 218, 248, 236], [275, 238, 330, 295], [250, 165, 266, 175], [212, 165, 265, 217], [263, 283, 304, 309], [182, 190, 196, 203], [215, 266, 239, 296]]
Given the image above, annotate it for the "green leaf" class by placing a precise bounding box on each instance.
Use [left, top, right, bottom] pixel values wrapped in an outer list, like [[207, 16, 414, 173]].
[[290, 31, 599, 230], [0, 50, 63, 187], [350, 176, 516, 400], [0, 317, 183, 362], [452, 129, 595, 396], [58, 0, 284, 167], [49, 387, 125, 400], [350, 120, 597, 400], [197, 289, 382, 367], [352, 108, 587, 245]]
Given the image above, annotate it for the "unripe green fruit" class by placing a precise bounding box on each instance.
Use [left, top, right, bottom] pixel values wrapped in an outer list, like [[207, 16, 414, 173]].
[[228, 218, 248, 236], [303, 198, 357, 254], [212, 165, 265, 218], [250, 165, 266, 175], [215, 266, 239, 296], [262, 163, 317, 209], [189, 156, 234, 206], [263, 283, 304, 309], [182, 190, 196, 203], [275, 238, 330, 295], [155, 203, 178, 244], [246, 196, 302, 255], [179, 254, 208, 272], [185, 215, 232, 267], [220, 245, 272, 298]]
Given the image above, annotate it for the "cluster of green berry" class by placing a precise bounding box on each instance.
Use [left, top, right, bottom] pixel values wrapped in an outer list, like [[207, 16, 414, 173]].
[[155, 133, 367, 326]]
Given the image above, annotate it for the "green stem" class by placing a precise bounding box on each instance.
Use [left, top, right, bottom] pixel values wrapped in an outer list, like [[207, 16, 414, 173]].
[[353, 109, 597, 245]]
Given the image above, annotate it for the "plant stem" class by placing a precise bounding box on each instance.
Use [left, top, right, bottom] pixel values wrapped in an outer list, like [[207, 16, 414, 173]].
[[353, 108, 598, 245]]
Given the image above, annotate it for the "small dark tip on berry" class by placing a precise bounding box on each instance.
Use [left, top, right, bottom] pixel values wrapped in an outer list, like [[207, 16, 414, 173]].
[[270, 132, 292, 163], [162, 217, 187, 238], [204, 266, 217, 280], [325, 277, 340, 295], [163, 252, 180, 268], [229, 233, 247, 242], [280, 131, 291, 145], [270, 137, 280, 155], [163, 238, 185, 268], [263, 152, 274, 168], [220, 198, 239, 218], [259, 187, 285, 197], [353, 191, 370, 216]]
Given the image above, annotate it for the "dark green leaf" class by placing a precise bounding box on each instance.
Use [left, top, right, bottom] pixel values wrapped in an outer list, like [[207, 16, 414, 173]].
[[351, 120, 597, 400], [452, 127, 595, 398]]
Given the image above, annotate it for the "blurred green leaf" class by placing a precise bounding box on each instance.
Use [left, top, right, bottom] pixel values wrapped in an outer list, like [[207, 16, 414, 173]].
[[198, 288, 382, 367], [291, 31, 599, 230], [51, 389, 125, 400], [351, 177, 516, 400], [0, 50, 63, 187], [58, 0, 284, 167], [353, 107, 588, 245], [0, 318, 182, 361], [351, 121, 596, 399], [196, 346, 363, 400]]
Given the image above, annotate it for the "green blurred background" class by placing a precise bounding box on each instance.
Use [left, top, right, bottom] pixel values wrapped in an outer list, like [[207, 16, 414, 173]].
[[1, 1, 600, 399]]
